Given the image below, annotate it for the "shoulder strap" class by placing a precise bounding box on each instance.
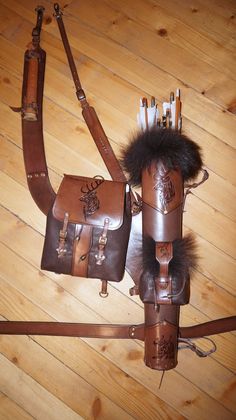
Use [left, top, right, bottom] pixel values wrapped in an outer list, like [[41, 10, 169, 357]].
[[53, 3, 127, 183], [14, 6, 56, 215]]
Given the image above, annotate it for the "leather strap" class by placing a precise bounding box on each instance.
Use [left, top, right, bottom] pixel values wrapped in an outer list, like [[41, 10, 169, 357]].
[[179, 316, 236, 339], [16, 6, 56, 215], [0, 317, 235, 339], [53, 3, 127, 183], [0, 321, 145, 340]]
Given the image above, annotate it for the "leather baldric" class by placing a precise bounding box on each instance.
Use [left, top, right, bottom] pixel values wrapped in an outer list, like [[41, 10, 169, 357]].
[[4, 4, 236, 372]]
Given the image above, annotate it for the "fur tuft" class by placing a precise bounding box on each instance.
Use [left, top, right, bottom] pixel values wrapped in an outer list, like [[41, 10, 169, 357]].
[[121, 128, 203, 186], [142, 234, 198, 280]]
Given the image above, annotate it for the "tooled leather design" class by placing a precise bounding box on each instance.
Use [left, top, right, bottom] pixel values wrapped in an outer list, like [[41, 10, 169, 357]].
[[142, 162, 183, 215], [53, 175, 126, 230], [79, 177, 104, 219], [153, 167, 176, 214], [153, 335, 175, 361], [144, 321, 178, 370]]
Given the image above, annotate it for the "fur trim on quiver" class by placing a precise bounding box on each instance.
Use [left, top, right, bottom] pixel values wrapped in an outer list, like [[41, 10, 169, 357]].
[[121, 128, 203, 186], [143, 234, 198, 279]]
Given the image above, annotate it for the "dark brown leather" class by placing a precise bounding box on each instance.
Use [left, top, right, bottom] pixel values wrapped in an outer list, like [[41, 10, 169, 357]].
[[139, 272, 190, 305], [41, 177, 132, 282]]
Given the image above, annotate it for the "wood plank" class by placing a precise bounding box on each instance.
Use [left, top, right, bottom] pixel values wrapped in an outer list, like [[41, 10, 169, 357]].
[[0, 354, 83, 420], [106, 0, 236, 82], [0, 335, 137, 419], [1, 1, 236, 149], [0, 392, 34, 420], [153, 0, 236, 52]]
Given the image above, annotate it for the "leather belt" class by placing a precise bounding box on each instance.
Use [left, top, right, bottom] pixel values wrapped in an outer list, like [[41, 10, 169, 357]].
[[0, 317, 235, 340]]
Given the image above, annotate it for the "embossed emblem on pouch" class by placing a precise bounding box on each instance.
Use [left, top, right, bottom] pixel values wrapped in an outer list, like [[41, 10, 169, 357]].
[[79, 177, 104, 219]]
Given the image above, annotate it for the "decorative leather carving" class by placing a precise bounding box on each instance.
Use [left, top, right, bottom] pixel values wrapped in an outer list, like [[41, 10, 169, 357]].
[[52, 175, 126, 230], [142, 162, 183, 242], [142, 162, 183, 214], [144, 321, 178, 370]]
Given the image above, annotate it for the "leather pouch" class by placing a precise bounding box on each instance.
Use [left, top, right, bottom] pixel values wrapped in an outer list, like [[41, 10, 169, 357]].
[[41, 175, 131, 282]]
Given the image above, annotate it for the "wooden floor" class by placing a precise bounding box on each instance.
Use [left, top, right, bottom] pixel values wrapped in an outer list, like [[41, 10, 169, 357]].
[[0, 0, 236, 418]]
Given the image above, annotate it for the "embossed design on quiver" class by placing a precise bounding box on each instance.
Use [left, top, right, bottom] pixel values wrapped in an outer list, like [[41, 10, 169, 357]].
[[141, 160, 188, 306], [142, 161, 184, 242], [144, 321, 178, 370]]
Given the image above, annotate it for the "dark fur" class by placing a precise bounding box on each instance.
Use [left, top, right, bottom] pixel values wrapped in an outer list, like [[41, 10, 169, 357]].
[[142, 234, 198, 280], [121, 128, 203, 186]]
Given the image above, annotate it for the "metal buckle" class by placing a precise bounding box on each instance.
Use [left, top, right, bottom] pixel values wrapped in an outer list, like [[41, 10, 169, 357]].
[[95, 218, 109, 265]]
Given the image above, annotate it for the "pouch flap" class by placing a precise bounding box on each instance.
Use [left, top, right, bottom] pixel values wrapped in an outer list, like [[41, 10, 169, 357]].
[[52, 175, 127, 230]]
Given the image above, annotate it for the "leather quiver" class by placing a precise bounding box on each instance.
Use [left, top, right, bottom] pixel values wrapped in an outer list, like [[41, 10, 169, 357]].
[[140, 162, 190, 305], [41, 175, 131, 281]]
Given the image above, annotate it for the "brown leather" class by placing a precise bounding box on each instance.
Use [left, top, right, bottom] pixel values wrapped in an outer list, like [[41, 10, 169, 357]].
[[142, 163, 183, 214], [72, 225, 92, 277], [144, 303, 179, 369], [82, 106, 127, 182], [0, 321, 145, 340], [54, 4, 127, 184], [154, 242, 173, 304], [21, 46, 56, 215], [0, 316, 235, 341], [52, 175, 126, 229], [179, 316, 236, 339], [23, 51, 38, 121], [144, 321, 178, 370], [142, 163, 183, 242]]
